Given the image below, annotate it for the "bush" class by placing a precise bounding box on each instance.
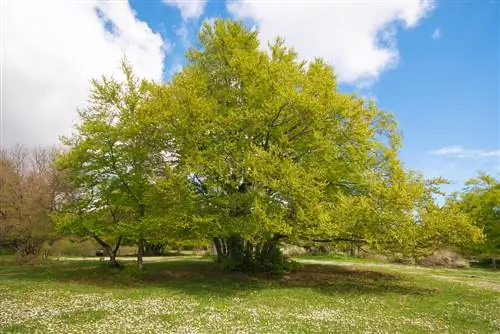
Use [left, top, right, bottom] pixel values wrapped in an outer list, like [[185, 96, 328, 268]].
[[117, 246, 137, 256], [201, 250, 216, 259], [305, 245, 332, 256], [50, 238, 98, 257], [360, 252, 388, 262], [389, 254, 416, 265], [281, 245, 307, 257], [15, 253, 50, 265], [417, 250, 469, 268]]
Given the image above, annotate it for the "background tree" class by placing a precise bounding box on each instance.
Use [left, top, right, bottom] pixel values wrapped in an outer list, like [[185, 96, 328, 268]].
[[452, 173, 499, 269], [0, 145, 61, 261], [324, 169, 483, 259], [52, 191, 127, 267], [54, 61, 191, 268]]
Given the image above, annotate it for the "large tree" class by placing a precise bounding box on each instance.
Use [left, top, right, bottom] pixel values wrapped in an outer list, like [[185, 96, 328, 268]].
[[54, 19, 482, 272], [157, 19, 469, 270]]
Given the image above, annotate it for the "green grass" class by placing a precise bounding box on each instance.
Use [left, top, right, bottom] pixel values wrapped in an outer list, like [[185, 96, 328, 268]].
[[0, 257, 498, 333]]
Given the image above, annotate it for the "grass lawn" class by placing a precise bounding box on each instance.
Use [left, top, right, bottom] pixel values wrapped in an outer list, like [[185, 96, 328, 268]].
[[0, 257, 498, 333]]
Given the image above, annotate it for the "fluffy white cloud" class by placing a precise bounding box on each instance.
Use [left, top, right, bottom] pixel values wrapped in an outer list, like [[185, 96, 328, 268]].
[[227, 0, 434, 85], [1, 0, 166, 147], [432, 28, 442, 40], [163, 0, 207, 21], [430, 146, 500, 159]]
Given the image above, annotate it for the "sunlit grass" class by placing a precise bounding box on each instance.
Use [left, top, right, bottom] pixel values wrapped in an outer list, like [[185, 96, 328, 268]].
[[0, 257, 498, 333]]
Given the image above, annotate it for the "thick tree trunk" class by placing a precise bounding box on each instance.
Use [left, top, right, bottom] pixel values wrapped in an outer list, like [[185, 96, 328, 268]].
[[227, 235, 244, 260], [213, 237, 224, 262], [213, 234, 287, 272], [143, 243, 165, 256]]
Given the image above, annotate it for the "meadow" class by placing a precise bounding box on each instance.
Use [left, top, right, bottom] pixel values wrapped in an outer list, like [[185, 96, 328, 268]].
[[0, 256, 498, 333]]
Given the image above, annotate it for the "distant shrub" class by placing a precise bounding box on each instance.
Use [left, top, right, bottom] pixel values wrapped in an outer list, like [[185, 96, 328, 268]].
[[417, 250, 469, 268], [193, 249, 208, 256], [117, 246, 137, 256], [360, 252, 388, 262], [305, 245, 332, 256], [50, 238, 97, 257], [389, 254, 416, 265], [201, 250, 216, 260], [15, 253, 49, 265], [281, 245, 307, 257]]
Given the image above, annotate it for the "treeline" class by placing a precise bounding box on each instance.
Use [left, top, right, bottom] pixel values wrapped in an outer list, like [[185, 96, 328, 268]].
[[1, 19, 497, 271], [0, 145, 62, 260]]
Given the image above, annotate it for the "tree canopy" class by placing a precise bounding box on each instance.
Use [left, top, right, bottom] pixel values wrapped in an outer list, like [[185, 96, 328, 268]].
[[52, 19, 483, 271], [53, 62, 194, 267]]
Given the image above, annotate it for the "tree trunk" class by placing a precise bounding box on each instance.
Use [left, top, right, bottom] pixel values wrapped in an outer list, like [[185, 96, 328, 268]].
[[350, 243, 359, 257], [227, 235, 244, 260], [137, 204, 145, 269], [94, 235, 122, 267], [109, 236, 122, 267], [213, 234, 287, 272], [137, 238, 144, 269], [143, 243, 165, 256], [492, 257, 497, 270], [213, 237, 224, 262]]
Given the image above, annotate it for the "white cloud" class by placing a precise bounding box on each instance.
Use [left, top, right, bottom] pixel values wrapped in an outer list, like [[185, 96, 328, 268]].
[[227, 0, 434, 85], [430, 146, 500, 159], [1, 0, 166, 147], [415, 152, 500, 197], [432, 28, 442, 40], [163, 0, 207, 21], [175, 25, 189, 40], [169, 63, 184, 77]]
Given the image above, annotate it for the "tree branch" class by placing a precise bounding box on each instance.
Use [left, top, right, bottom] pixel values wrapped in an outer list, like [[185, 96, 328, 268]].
[[311, 237, 368, 243]]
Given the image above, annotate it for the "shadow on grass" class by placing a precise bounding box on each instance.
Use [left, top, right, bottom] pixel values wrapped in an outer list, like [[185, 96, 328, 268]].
[[0, 259, 438, 297]]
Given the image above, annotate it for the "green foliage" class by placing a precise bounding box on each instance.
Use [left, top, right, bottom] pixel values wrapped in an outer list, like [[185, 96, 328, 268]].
[[161, 19, 411, 262], [452, 173, 500, 259], [52, 61, 195, 257], [49, 238, 98, 257], [52, 19, 483, 271]]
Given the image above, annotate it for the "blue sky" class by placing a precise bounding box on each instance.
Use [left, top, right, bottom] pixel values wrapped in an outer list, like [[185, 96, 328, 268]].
[[2, 0, 498, 194]]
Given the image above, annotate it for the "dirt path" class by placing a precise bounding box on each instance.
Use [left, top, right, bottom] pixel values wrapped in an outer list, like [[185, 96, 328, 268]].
[[53, 256, 203, 263]]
